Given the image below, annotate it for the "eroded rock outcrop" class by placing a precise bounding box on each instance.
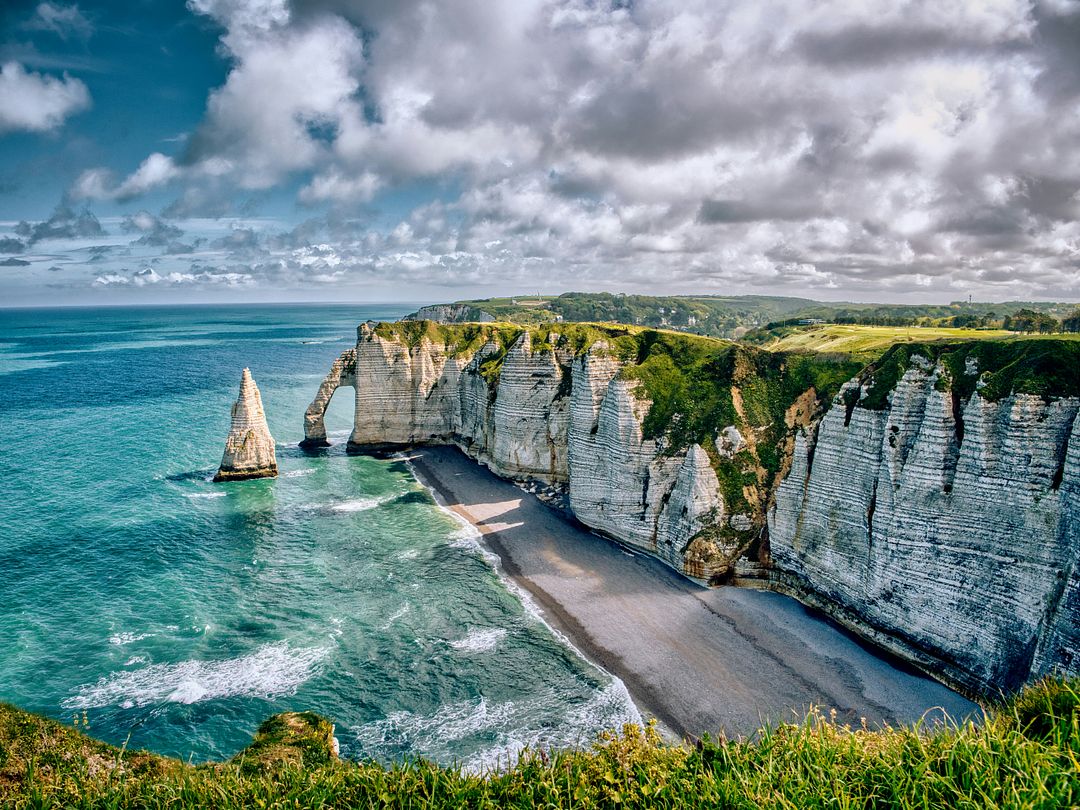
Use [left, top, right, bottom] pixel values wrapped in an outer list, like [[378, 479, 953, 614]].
[[300, 348, 356, 448], [215, 368, 277, 482]]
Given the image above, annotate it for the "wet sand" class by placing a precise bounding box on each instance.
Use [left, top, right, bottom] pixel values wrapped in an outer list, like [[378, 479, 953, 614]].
[[408, 445, 979, 740]]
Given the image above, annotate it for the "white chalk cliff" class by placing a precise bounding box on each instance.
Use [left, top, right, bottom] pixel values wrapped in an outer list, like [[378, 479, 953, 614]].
[[303, 323, 1079, 694], [215, 368, 278, 482], [769, 360, 1080, 694]]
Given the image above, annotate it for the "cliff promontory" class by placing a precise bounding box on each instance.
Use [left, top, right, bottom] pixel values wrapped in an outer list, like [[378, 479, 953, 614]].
[[303, 322, 1079, 695], [215, 368, 278, 482]]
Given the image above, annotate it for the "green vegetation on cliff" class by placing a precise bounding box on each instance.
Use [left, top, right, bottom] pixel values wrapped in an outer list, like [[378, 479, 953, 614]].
[[406, 292, 1080, 340], [1, 679, 1077, 808], [744, 323, 1017, 359], [857, 339, 1080, 410]]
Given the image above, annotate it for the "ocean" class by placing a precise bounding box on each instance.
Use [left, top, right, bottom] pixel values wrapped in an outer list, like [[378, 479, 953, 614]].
[[0, 304, 639, 770]]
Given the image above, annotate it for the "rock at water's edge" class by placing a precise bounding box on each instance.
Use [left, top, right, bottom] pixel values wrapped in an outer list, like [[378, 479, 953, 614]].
[[214, 368, 278, 482]]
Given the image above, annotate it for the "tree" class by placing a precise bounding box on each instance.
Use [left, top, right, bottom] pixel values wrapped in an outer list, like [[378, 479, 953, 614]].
[[1003, 309, 1059, 334], [1063, 309, 1080, 333]]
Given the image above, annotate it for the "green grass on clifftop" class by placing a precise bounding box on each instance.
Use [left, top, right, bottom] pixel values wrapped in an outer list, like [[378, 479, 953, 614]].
[[747, 323, 1016, 358], [1, 678, 1077, 808], [857, 338, 1080, 409]]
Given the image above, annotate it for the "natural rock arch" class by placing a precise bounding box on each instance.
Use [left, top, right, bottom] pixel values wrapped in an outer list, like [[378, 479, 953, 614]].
[[300, 348, 357, 448]]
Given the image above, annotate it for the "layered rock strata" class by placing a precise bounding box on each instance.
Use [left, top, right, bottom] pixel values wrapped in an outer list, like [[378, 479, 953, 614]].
[[403, 303, 495, 323], [769, 360, 1080, 693], [304, 323, 743, 580], [304, 324, 1080, 694], [300, 348, 356, 448], [215, 368, 278, 482]]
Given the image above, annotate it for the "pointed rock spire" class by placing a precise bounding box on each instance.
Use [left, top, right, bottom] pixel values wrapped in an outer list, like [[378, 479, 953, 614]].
[[214, 368, 278, 482]]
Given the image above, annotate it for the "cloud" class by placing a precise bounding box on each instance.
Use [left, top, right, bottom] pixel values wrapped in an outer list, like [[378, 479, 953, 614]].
[[0, 61, 90, 133], [14, 203, 105, 244], [24, 3, 94, 41], [299, 170, 381, 203], [71, 153, 181, 202], [42, 0, 1080, 301], [93, 265, 255, 287], [181, 11, 365, 189], [121, 211, 184, 246], [0, 237, 26, 253], [0, 258, 31, 267]]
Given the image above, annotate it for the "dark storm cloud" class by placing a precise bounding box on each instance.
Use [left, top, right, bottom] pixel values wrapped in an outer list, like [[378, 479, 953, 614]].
[[698, 198, 822, 224], [1032, 3, 1080, 100], [0, 237, 25, 252], [791, 23, 1025, 68], [0, 257, 31, 266]]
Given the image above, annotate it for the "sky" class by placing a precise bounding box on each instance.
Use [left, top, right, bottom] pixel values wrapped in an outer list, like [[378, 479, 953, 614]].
[[1, 0, 1079, 307]]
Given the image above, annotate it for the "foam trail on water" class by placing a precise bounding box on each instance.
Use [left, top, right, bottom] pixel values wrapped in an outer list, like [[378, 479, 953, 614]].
[[63, 641, 327, 710], [109, 631, 154, 646], [351, 680, 642, 774], [449, 627, 507, 653], [331, 495, 390, 513]]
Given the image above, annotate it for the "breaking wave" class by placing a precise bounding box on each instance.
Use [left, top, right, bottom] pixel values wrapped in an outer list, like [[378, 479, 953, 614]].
[[63, 641, 328, 710]]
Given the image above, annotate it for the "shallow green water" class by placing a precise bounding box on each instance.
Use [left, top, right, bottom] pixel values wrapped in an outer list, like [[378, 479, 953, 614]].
[[0, 304, 637, 769]]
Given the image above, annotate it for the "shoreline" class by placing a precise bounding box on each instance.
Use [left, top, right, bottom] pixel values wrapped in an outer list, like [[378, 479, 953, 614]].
[[406, 445, 980, 741], [407, 453, 681, 739]]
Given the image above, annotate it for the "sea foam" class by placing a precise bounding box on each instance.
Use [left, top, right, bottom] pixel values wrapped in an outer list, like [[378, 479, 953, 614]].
[[63, 641, 327, 710], [449, 627, 507, 653], [331, 496, 390, 513]]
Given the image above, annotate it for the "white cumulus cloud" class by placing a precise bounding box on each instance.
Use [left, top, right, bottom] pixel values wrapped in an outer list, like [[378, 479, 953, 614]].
[[0, 61, 90, 134]]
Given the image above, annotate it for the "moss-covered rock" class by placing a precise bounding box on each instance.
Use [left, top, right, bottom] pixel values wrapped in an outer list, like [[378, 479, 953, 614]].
[[235, 711, 338, 773]]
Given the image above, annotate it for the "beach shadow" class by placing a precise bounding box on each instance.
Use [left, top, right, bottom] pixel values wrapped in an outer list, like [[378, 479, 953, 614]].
[[398, 443, 982, 741]]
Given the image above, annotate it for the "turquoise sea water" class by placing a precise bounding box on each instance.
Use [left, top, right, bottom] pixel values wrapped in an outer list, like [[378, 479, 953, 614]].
[[0, 305, 638, 769]]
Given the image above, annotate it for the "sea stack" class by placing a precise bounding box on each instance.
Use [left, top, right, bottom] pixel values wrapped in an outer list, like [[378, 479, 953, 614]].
[[214, 368, 278, 482]]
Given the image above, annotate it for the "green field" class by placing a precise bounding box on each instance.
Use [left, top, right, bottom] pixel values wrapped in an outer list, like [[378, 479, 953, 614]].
[[1, 678, 1077, 808], [751, 324, 1017, 356], [407, 292, 1080, 340]]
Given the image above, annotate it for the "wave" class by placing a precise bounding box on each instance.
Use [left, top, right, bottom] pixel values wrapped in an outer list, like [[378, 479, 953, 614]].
[[63, 641, 327, 710], [109, 631, 154, 646], [449, 627, 507, 653], [163, 469, 217, 483], [183, 492, 226, 499], [283, 469, 316, 478], [350, 680, 641, 773], [352, 696, 521, 760], [331, 496, 390, 513]]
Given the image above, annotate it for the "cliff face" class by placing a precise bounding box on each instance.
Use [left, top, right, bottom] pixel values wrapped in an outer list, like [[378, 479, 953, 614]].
[[215, 368, 277, 482], [305, 323, 750, 580], [304, 324, 1080, 694], [769, 355, 1080, 693], [403, 303, 495, 323]]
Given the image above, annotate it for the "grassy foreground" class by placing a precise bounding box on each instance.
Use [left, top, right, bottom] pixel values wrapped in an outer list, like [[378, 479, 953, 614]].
[[1, 680, 1078, 808]]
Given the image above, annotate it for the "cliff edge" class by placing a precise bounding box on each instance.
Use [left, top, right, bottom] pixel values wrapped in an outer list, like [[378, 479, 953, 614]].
[[303, 322, 1079, 695]]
